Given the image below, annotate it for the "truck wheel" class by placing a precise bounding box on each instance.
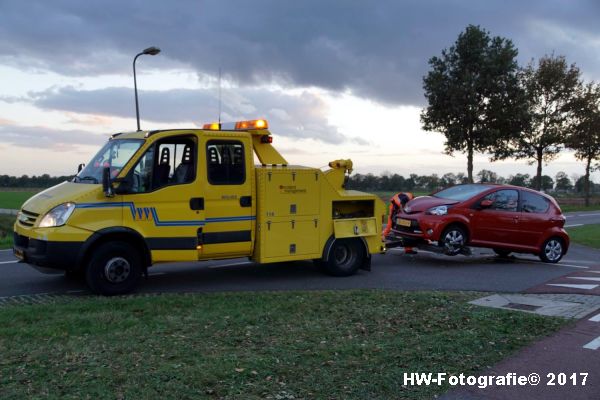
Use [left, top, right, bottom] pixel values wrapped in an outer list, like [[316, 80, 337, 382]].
[[539, 237, 564, 263], [493, 248, 511, 258], [85, 242, 142, 295], [440, 226, 467, 256], [323, 239, 364, 277]]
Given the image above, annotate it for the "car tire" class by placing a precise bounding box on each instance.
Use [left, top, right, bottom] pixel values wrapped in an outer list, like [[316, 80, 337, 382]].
[[85, 242, 142, 295], [539, 237, 565, 264], [493, 248, 512, 258], [322, 239, 364, 277], [440, 226, 467, 256]]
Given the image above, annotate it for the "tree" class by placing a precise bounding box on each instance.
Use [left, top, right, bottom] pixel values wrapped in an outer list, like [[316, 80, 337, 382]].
[[477, 169, 498, 183], [421, 25, 527, 183], [508, 173, 530, 187], [493, 55, 581, 190], [530, 175, 554, 192], [554, 171, 572, 192], [566, 82, 600, 205]]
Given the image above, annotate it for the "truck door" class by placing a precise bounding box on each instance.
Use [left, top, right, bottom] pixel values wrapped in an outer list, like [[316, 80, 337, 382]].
[[198, 136, 254, 259], [122, 134, 204, 263]]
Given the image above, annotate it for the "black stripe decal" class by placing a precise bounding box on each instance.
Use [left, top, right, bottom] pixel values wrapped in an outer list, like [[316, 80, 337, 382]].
[[201, 230, 252, 244], [147, 237, 197, 250]]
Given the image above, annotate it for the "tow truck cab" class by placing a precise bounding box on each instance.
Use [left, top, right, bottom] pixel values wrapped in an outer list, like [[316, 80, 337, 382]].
[[13, 120, 386, 295]]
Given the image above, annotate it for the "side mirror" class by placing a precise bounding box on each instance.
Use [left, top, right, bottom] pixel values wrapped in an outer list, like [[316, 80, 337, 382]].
[[102, 167, 114, 197], [114, 177, 132, 195], [480, 199, 494, 208], [78, 163, 85, 173]]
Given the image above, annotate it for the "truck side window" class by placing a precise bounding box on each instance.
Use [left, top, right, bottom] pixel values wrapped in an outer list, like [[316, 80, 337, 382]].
[[130, 136, 197, 193], [207, 140, 245, 185]]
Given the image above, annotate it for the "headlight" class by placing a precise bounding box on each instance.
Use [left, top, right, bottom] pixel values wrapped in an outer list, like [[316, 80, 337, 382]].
[[38, 203, 76, 228], [426, 205, 449, 216]]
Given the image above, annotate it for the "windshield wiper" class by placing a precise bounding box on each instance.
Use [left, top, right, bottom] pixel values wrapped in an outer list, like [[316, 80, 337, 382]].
[[74, 176, 99, 184]]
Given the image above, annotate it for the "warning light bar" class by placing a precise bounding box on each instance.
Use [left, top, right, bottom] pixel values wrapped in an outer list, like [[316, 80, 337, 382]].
[[203, 119, 269, 131]]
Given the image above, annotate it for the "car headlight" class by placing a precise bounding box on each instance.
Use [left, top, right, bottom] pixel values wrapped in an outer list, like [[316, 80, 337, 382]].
[[426, 205, 449, 216], [38, 203, 76, 228]]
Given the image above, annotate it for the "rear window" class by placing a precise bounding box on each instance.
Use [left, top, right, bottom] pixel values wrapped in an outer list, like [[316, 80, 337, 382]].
[[521, 191, 550, 213], [433, 184, 492, 201]]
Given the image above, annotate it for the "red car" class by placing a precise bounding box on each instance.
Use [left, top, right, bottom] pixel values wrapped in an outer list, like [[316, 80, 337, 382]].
[[391, 184, 569, 263]]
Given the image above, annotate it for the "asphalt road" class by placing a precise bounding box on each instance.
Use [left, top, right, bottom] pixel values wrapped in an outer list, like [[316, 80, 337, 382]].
[[0, 211, 598, 298]]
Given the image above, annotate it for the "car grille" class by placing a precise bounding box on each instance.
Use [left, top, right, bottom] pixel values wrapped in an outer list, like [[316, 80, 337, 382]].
[[18, 209, 39, 227]]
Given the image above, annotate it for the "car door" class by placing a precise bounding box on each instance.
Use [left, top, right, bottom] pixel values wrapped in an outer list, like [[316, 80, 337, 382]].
[[122, 133, 204, 263], [518, 190, 552, 248], [198, 135, 255, 259], [470, 189, 521, 246]]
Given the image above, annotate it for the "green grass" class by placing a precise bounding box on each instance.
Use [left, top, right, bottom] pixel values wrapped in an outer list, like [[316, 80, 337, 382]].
[[560, 204, 600, 213], [0, 191, 37, 209], [0, 214, 15, 249], [0, 290, 567, 400], [566, 224, 600, 249]]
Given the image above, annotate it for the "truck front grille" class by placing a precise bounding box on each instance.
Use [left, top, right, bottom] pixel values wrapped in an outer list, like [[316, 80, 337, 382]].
[[18, 209, 39, 227]]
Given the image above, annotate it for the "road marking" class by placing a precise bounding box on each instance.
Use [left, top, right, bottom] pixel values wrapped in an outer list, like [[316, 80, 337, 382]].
[[589, 313, 600, 322], [584, 271, 600, 274], [0, 261, 18, 265], [568, 276, 600, 282], [0, 249, 13, 252], [515, 259, 590, 269], [565, 224, 583, 228], [546, 283, 599, 290], [577, 213, 600, 217], [555, 263, 590, 269], [148, 272, 166, 276], [583, 336, 600, 350]]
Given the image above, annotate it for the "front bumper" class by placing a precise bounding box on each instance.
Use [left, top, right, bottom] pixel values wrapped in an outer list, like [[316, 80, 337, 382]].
[[13, 232, 83, 271], [391, 215, 447, 242]]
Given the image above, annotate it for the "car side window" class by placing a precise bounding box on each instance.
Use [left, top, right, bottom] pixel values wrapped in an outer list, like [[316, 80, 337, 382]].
[[130, 136, 197, 193], [206, 140, 245, 185], [521, 191, 550, 213], [482, 189, 519, 212]]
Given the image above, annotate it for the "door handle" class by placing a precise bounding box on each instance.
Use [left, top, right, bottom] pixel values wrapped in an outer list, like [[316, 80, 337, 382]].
[[190, 197, 204, 210]]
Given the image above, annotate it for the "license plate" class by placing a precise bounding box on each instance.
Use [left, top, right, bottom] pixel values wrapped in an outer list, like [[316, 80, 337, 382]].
[[13, 248, 24, 260], [396, 218, 412, 227]]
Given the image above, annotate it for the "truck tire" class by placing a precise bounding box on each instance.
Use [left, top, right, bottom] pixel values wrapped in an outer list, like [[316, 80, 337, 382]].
[[539, 237, 565, 263], [85, 242, 142, 295], [322, 238, 364, 277]]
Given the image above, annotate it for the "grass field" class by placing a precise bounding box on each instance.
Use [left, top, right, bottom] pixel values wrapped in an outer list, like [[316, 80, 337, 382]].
[[0, 214, 15, 249], [0, 290, 566, 399], [0, 190, 37, 209], [566, 224, 600, 249]]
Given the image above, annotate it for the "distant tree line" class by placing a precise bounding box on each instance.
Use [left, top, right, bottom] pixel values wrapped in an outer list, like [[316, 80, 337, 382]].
[[0, 174, 74, 188], [347, 170, 599, 195], [422, 25, 600, 205]]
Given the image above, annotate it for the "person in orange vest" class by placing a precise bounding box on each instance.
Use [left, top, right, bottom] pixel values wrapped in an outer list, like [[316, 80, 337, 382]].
[[382, 192, 417, 254]]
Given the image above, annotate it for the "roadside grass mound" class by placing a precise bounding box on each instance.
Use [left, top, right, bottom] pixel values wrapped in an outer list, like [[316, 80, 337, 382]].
[[0, 290, 567, 399], [566, 224, 600, 249], [0, 214, 15, 249], [0, 191, 37, 210]]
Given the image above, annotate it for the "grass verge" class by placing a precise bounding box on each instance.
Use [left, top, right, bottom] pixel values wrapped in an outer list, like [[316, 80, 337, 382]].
[[0, 214, 15, 249], [0, 290, 567, 399], [0, 191, 37, 210], [566, 224, 600, 249]]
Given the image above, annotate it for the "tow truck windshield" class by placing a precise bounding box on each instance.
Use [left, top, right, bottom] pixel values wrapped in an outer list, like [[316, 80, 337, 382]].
[[74, 139, 143, 184], [433, 184, 492, 201]]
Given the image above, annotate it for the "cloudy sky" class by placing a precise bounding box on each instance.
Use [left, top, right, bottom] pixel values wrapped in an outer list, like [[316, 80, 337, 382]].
[[1, 0, 599, 181]]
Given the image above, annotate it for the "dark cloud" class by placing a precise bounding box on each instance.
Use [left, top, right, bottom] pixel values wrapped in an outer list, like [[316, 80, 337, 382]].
[[0, 124, 107, 150], [22, 85, 366, 145], [2, 1, 600, 107]]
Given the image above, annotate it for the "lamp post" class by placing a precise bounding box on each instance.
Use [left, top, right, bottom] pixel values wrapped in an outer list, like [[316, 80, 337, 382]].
[[133, 46, 160, 131]]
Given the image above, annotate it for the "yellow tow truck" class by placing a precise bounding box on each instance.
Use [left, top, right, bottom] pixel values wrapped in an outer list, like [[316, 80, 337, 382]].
[[13, 119, 386, 295]]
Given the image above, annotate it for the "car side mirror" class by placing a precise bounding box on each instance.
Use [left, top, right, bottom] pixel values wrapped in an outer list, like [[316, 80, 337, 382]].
[[102, 167, 114, 197], [480, 199, 494, 208], [77, 163, 85, 173]]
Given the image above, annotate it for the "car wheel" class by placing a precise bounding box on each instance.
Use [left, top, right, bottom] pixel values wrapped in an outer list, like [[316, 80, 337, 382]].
[[322, 239, 365, 277], [85, 242, 142, 295], [539, 237, 564, 263], [440, 226, 467, 256], [493, 248, 511, 258]]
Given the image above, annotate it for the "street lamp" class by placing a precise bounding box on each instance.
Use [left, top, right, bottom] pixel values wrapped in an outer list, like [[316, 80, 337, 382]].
[[133, 46, 161, 131]]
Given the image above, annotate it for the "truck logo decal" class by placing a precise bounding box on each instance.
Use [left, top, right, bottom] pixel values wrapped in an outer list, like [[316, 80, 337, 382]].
[[75, 202, 255, 227]]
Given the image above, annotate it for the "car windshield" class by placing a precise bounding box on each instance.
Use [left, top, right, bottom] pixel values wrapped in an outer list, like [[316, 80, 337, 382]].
[[433, 184, 493, 201], [74, 139, 144, 184]]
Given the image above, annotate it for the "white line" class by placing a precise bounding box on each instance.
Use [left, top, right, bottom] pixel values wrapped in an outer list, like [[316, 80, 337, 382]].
[[518, 259, 590, 269], [568, 276, 600, 282], [565, 224, 583, 228], [0, 249, 13, 252], [583, 336, 600, 350], [556, 263, 590, 269], [0, 260, 18, 265], [577, 213, 600, 217], [589, 313, 600, 322], [547, 283, 599, 290], [148, 272, 166, 276], [583, 271, 600, 274]]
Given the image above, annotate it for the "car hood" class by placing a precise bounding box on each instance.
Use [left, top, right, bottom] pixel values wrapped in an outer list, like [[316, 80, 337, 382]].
[[21, 181, 104, 215], [403, 196, 459, 213]]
